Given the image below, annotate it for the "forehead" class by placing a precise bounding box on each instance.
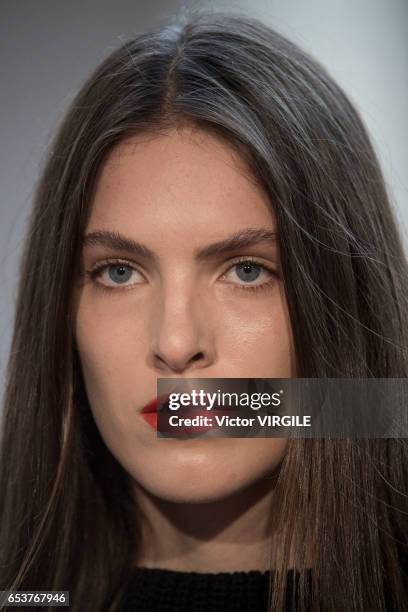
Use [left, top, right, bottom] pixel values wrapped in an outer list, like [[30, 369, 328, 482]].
[[88, 126, 275, 239]]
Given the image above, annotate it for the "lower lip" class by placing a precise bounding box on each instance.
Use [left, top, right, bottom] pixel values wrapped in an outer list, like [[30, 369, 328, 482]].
[[141, 410, 212, 435], [141, 407, 235, 437], [141, 412, 158, 429]]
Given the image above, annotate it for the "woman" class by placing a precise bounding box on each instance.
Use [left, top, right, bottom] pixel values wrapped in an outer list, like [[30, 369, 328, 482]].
[[0, 10, 407, 612]]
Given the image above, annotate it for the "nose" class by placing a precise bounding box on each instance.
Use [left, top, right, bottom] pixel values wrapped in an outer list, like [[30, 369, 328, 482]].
[[148, 283, 216, 375]]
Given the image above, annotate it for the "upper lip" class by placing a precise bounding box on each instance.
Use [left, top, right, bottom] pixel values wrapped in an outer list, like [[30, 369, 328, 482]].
[[141, 394, 171, 413], [141, 395, 236, 413]]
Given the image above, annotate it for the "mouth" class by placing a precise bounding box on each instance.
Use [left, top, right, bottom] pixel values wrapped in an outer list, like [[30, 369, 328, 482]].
[[140, 394, 170, 429], [140, 393, 236, 436]]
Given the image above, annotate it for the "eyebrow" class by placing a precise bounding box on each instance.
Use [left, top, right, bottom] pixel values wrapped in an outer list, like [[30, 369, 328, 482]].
[[82, 228, 278, 263]]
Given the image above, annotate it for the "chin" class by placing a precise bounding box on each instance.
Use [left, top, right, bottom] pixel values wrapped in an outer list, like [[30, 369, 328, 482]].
[[133, 471, 251, 504], [126, 447, 272, 504]]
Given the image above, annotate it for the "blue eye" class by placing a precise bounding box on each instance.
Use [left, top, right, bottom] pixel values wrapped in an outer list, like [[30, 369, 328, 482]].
[[107, 265, 134, 284], [222, 260, 275, 290], [234, 262, 262, 282], [88, 261, 145, 289], [86, 258, 277, 293]]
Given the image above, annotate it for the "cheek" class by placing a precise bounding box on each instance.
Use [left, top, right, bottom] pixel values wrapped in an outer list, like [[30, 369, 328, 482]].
[[216, 286, 294, 377], [74, 294, 146, 431], [75, 291, 147, 373], [76, 292, 143, 356]]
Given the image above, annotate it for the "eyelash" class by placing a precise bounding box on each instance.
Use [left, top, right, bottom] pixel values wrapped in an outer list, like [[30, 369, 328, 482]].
[[224, 257, 277, 293], [84, 256, 278, 295]]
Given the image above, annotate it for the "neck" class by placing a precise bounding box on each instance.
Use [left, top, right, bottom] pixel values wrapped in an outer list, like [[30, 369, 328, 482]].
[[132, 475, 279, 573]]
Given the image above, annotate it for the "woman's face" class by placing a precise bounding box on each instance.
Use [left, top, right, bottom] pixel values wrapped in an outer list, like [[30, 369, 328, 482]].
[[75, 126, 296, 503]]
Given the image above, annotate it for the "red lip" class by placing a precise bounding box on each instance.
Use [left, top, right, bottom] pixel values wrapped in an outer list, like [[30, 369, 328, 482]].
[[141, 394, 171, 429], [140, 393, 237, 433], [141, 412, 158, 428]]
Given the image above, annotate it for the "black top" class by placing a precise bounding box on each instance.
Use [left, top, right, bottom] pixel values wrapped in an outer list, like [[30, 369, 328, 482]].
[[119, 567, 303, 612]]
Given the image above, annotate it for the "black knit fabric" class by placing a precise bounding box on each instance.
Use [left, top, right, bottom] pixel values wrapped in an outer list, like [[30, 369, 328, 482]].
[[119, 567, 302, 612]]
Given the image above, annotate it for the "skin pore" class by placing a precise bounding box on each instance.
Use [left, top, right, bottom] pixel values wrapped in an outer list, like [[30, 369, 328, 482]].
[[74, 125, 297, 572]]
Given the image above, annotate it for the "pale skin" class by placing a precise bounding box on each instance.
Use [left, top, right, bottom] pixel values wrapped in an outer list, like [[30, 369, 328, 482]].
[[74, 125, 297, 572]]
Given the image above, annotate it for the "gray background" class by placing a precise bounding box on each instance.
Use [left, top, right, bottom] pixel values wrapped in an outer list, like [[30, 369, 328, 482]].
[[1, 0, 407, 390]]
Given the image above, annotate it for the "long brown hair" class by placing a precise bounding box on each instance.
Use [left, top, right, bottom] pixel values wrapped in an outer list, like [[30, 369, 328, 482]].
[[1, 10, 407, 611]]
